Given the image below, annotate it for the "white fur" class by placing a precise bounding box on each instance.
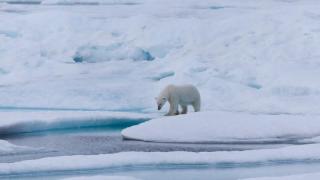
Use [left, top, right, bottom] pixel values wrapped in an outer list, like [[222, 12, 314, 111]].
[[156, 84, 201, 116]]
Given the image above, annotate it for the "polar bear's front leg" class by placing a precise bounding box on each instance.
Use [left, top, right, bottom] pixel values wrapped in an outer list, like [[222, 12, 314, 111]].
[[165, 102, 174, 116], [165, 102, 178, 116]]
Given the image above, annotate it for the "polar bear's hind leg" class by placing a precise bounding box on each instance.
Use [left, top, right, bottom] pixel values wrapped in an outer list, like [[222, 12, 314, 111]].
[[181, 105, 188, 114], [172, 102, 179, 115], [192, 101, 200, 112]]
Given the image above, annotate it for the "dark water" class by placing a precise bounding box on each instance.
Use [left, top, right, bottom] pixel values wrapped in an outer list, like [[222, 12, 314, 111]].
[[2, 125, 289, 163]]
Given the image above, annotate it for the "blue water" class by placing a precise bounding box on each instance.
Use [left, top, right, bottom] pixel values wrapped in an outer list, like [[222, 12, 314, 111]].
[[0, 1, 141, 5], [0, 105, 146, 113]]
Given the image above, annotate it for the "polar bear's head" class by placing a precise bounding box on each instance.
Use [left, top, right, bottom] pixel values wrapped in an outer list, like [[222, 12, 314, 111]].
[[155, 97, 167, 110]]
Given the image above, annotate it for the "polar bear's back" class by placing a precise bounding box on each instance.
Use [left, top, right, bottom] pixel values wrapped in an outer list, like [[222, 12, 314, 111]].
[[168, 84, 200, 104]]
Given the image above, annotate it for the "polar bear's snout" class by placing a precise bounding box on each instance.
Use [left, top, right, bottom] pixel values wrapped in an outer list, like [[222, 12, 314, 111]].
[[155, 97, 167, 110]]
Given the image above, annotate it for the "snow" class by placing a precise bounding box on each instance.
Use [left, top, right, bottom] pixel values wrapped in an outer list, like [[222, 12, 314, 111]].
[[0, 111, 151, 135], [63, 175, 140, 180], [1, 143, 320, 175], [1, 0, 320, 114], [0, 140, 35, 155], [242, 172, 320, 180], [0, 140, 18, 152], [122, 111, 320, 143]]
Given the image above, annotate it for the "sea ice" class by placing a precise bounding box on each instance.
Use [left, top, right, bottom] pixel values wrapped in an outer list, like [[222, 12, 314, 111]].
[[1, 144, 320, 175], [242, 172, 320, 180], [122, 111, 320, 143]]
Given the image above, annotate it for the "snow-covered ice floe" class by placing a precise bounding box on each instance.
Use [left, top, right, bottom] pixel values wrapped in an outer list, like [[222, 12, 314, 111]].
[[0, 111, 152, 135], [242, 172, 320, 180], [122, 111, 320, 143], [1, 144, 320, 176], [3, 0, 320, 114], [63, 175, 140, 180], [0, 139, 35, 155]]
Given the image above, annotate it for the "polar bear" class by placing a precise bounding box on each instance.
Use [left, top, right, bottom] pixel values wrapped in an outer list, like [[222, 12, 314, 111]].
[[155, 84, 201, 116]]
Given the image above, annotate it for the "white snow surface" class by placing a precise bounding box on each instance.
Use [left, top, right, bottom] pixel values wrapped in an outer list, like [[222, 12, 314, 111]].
[[243, 172, 320, 180], [0, 0, 320, 114], [122, 111, 320, 143], [63, 175, 140, 180], [0, 140, 29, 153], [1, 144, 320, 175]]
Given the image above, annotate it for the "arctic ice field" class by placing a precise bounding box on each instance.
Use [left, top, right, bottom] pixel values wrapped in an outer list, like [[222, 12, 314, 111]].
[[2, 0, 320, 179]]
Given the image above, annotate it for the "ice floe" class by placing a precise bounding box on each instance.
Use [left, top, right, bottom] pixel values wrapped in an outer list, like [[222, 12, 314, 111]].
[[0, 111, 152, 135], [243, 172, 320, 180], [0, 139, 35, 155], [1, 144, 320, 176], [122, 111, 320, 143], [2, 0, 320, 114]]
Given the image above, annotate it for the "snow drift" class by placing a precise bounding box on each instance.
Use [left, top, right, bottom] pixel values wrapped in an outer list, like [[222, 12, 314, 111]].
[[243, 172, 320, 180], [73, 44, 154, 63], [0, 140, 34, 155], [63, 175, 140, 180], [122, 111, 320, 143]]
